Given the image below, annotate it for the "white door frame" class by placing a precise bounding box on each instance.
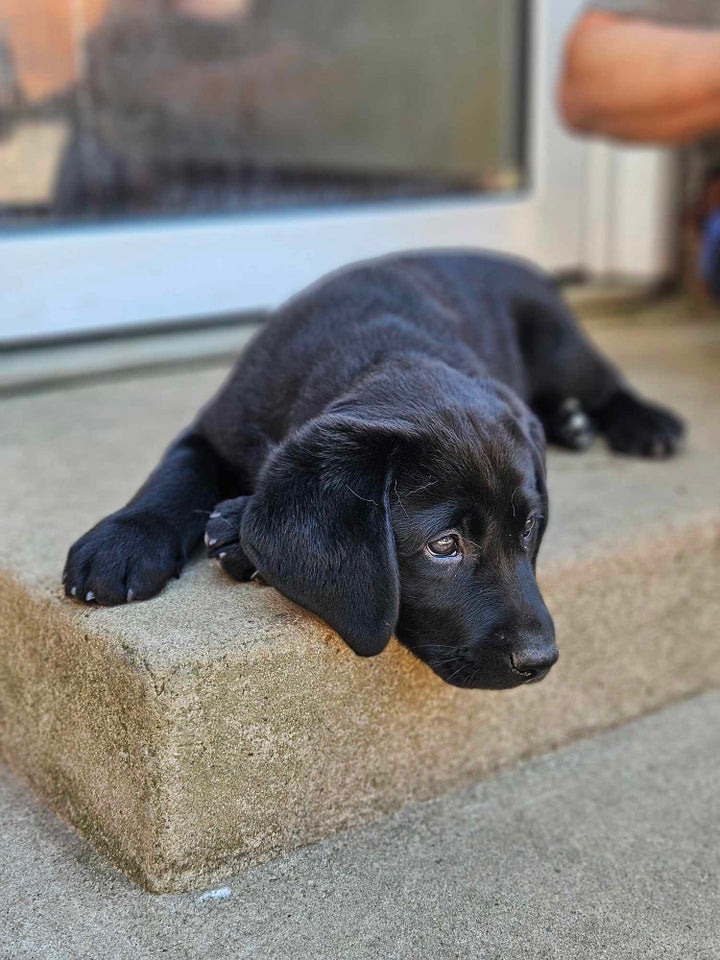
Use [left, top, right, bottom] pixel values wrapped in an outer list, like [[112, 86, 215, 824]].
[[0, 0, 675, 343], [583, 141, 677, 280]]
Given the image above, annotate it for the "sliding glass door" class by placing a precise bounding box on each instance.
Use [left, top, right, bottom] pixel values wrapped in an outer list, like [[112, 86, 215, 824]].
[[0, 0, 672, 341]]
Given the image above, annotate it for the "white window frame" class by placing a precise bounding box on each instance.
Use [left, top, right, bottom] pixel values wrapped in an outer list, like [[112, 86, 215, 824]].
[[0, 0, 676, 343]]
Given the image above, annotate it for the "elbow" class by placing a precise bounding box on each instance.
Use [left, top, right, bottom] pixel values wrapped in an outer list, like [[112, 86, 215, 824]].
[[557, 70, 598, 135], [556, 10, 618, 136]]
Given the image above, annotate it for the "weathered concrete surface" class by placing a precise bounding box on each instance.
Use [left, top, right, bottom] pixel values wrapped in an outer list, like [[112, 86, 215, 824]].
[[1, 316, 719, 891], [2, 692, 719, 959]]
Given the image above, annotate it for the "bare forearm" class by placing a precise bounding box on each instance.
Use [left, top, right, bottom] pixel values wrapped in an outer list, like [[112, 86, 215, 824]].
[[558, 10, 720, 143]]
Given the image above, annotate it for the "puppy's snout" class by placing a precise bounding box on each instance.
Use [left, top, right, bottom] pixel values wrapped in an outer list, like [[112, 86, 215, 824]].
[[510, 643, 559, 683]]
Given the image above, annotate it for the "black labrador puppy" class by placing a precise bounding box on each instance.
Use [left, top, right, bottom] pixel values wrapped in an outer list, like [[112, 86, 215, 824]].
[[63, 252, 684, 688]]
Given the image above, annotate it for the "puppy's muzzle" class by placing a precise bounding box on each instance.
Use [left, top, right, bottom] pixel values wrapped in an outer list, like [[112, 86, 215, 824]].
[[509, 640, 559, 683]]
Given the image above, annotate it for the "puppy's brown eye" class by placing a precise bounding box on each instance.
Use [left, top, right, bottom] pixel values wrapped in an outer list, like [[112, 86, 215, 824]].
[[426, 535, 460, 558], [521, 516, 537, 549]]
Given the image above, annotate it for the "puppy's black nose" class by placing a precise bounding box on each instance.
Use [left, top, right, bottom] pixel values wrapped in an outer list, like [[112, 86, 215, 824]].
[[510, 645, 559, 683]]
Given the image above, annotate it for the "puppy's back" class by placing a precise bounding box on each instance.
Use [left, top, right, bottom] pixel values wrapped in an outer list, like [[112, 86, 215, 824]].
[[197, 251, 561, 460]]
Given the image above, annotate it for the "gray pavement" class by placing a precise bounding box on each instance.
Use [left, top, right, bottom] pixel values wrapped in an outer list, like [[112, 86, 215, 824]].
[[2, 692, 719, 960]]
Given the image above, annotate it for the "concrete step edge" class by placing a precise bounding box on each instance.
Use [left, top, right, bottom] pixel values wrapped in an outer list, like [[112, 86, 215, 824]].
[[1, 508, 719, 891]]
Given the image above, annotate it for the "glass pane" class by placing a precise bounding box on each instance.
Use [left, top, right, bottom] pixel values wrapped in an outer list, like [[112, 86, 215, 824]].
[[0, 0, 528, 227]]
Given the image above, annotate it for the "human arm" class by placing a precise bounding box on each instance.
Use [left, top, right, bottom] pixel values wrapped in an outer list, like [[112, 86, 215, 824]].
[[557, 8, 720, 143]]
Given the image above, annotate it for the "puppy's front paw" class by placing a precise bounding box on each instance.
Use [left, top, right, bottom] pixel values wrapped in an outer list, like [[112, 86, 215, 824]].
[[205, 497, 255, 582], [63, 510, 184, 605], [600, 391, 685, 458]]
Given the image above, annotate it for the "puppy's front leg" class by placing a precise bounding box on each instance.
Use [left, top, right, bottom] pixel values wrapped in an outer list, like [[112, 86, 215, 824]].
[[63, 430, 227, 605], [204, 496, 256, 583]]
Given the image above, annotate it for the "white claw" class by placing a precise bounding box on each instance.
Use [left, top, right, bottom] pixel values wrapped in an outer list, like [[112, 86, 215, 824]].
[[210, 511, 221, 519], [70, 586, 77, 597], [204, 532, 210, 546], [218, 552, 227, 560], [126, 589, 135, 603], [208, 538, 217, 547], [85, 591, 95, 602]]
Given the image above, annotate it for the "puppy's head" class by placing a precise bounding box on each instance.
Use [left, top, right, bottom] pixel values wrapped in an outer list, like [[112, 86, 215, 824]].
[[236, 365, 557, 689]]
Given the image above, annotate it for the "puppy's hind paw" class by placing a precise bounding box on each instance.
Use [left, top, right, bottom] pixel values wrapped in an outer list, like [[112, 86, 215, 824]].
[[536, 396, 597, 452], [552, 397, 597, 451], [205, 497, 255, 582], [599, 390, 685, 459]]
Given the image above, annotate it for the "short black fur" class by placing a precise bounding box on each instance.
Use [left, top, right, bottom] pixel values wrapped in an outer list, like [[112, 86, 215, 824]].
[[64, 251, 685, 688]]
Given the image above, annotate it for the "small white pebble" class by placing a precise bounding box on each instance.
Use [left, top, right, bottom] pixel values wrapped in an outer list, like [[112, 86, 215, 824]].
[[198, 886, 231, 902]]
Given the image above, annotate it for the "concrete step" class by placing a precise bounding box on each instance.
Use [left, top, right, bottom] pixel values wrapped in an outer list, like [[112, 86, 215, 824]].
[[1, 311, 719, 892], [3, 692, 719, 959]]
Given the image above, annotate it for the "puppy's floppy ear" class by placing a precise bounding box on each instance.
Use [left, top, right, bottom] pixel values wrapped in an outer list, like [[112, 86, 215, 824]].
[[240, 413, 403, 657]]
